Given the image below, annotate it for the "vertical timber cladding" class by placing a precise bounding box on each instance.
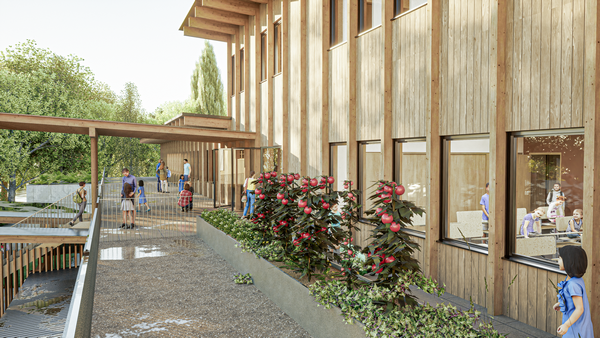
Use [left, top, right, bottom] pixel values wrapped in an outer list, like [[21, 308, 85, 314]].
[[356, 27, 383, 141], [440, 0, 493, 136], [505, 0, 586, 131], [437, 245, 488, 309], [329, 43, 349, 143], [307, 0, 324, 177], [288, 0, 302, 173], [392, 5, 429, 139]]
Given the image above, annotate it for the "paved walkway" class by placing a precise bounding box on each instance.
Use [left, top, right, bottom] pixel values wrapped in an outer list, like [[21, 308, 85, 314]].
[[91, 236, 310, 337]]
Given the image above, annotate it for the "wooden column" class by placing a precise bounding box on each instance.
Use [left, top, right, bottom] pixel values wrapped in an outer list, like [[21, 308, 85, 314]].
[[245, 19, 251, 132], [236, 31, 241, 131], [487, 0, 505, 316], [425, 0, 441, 280], [267, 0, 274, 147], [282, 0, 290, 172], [347, 0, 358, 184], [300, 0, 308, 175], [228, 35, 232, 121], [255, 10, 262, 148], [583, 0, 599, 329], [381, 0, 393, 181], [321, 0, 331, 176], [90, 128, 98, 215]]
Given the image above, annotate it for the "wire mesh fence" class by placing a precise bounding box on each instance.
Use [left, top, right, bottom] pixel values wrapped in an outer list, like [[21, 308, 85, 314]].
[[11, 192, 91, 229]]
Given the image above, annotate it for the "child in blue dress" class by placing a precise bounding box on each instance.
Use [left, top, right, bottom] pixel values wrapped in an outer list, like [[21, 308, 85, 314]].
[[137, 180, 150, 212], [553, 245, 594, 337], [178, 175, 185, 193]]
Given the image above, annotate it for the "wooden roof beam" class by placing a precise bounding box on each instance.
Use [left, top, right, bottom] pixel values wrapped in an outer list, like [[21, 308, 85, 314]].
[[194, 6, 248, 26], [188, 17, 238, 35], [201, 0, 259, 16], [243, 0, 267, 3], [183, 26, 230, 42]]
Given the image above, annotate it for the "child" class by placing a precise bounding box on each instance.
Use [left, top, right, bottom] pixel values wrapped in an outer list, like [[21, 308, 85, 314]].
[[178, 175, 185, 193], [121, 183, 135, 229], [566, 209, 583, 238], [547, 183, 566, 209], [548, 196, 566, 223], [188, 184, 194, 211], [520, 207, 545, 238], [178, 183, 192, 212], [137, 180, 150, 212], [553, 246, 594, 337]]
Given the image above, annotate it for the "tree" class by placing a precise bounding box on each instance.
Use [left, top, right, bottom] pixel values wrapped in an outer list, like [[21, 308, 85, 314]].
[[191, 41, 226, 116]]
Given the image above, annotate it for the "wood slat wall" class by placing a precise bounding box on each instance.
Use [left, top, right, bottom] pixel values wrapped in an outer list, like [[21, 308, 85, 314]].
[[328, 43, 349, 143], [355, 222, 375, 249], [502, 260, 563, 335], [288, 0, 302, 174], [505, 0, 585, 131], [392, 6, 429, 139], [356, 28, 383, 141], [307, 0, 323, 177], [260, 82, 269, 146], [437, 244, 488, 308], [273, 74, 283, 145], [409, 235, 426, 268], [440, 0, 492, 136]]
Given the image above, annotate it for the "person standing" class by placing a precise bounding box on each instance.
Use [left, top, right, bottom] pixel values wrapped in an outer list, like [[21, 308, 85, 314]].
[[242, 171, 257, 217], [156, 159, 163, 193], [121, 182, 135, 228], [157, 163, 168, 193], [68, 182, 87, 227], [121, 168, 137, 228], [183, 159, 191, 182], [137, 180, 150, 212], [480, 183, 490, 235], [166, 166, 171, 191], [547, 183, 566, 214]]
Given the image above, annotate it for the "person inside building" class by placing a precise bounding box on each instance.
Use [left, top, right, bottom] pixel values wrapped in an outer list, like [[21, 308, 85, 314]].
[[480, 182, 490, 236], [547, 196, 566, 223], [520, 207, 545, 238], [547, 182, 566, 213]]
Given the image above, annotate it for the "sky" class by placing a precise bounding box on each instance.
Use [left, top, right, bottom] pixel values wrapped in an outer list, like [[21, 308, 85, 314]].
[[0, 0, 228, 114]]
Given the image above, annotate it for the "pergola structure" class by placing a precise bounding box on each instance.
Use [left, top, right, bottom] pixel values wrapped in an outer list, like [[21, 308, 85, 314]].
[[0, 112, 255, 213]]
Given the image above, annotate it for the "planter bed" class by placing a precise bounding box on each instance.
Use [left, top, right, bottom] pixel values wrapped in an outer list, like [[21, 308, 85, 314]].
[[196, 216, 367, 338]]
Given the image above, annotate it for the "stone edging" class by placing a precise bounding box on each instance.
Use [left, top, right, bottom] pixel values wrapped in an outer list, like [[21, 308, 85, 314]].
[[196, 217, 367, 338]]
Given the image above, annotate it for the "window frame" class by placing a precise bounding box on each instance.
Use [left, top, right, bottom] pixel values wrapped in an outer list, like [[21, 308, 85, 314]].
[[358, 140, 383, 221], [240, 48, 244, 92], [507, 129, 584, 272], [441, 135, 490, 254], [394, 138, 427, 238], [274, 20, 282, 75], [231, 54, 236, 96], [329, 142, 348, 192]]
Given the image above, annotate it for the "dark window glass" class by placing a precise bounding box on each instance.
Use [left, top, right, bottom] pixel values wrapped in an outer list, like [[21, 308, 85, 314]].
[[274, 22, 282, 74], [261, 33, 267, 81], [240, 49, 244, 91], [231, 55, 235, 95]]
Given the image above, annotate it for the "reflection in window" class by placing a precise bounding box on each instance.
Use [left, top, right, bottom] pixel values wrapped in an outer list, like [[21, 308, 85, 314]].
[[443, 138, 490, 247], [359, 0, 382, 33], [512, 134, 584, 264], [395, 140, 427, 233], [330, 144, 348, 192], [359, 142, 383, 217]]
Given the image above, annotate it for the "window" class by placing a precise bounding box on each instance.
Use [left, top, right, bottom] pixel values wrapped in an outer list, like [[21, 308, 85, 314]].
[[509, 132, 584, 265], [231, 55, 235, 95], [274, 22, 282, 74], [330, 143, 348, 192], [443, 138, 490, 248], [358, 142, 383, 218], [261, 32, 267, 81], [358, 0, 382, 33], [394, 140, 427, 233], [330, 0, 348, 46], [393, 0, 427, 16], [240, 49, 244, 91]]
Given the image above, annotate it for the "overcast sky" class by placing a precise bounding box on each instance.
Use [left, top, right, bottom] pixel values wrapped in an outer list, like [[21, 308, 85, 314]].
[[0, 0, 228, 114]]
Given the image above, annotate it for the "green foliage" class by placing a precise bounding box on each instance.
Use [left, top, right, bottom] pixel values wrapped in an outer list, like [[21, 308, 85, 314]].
[[310, 280, 503, 338], [33, 172, 93, 185], [233, 273, 253, 285]]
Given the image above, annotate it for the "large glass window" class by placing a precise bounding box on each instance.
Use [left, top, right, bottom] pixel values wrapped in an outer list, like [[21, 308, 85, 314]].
[[274, 22, 282, 74], [510, 132, 584, 265], [358, 142, 383, 218], [240, 48, 244, 91], [231, 55, 235, 94], [395, 140, 427, 233], [394, 0, 428, 17], [330, 143, 348, 192], [443, 138, 490, 248], [261, 32, 267, 81], [359, 0, 382, 33], [330, 0, 349, 46]]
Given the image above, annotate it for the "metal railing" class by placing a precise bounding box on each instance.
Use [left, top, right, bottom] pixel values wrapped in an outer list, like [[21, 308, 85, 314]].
[[11, 192, 91, 229]]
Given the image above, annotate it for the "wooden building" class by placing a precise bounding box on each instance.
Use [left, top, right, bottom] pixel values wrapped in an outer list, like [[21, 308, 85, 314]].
[[162, 0, 600, 335]]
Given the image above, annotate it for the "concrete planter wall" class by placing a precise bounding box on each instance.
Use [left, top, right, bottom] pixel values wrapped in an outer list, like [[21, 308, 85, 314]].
[[196, 217, 367, 338], [27, 183, 89, 205]]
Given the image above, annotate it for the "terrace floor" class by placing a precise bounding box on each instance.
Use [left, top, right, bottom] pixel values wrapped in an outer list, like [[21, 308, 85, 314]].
[[91, 236, 310, 337]]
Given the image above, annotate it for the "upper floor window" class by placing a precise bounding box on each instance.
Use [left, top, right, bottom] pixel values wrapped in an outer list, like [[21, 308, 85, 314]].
[[274, 21, 282, 74], [261, 32, 267, 81], [330, 0, 348, 46], [359, 0, 382, 33], [330, 143, 348, 192], [240, 48, 244, 91], [394, 0, 427, 17], [231, 54, 235, 95]]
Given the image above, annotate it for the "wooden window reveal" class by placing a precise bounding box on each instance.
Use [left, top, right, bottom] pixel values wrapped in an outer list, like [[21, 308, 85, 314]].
[[261, 32, 267, 81], [274, 22, 282, 74], [240, 48, 244, 92], [231, 55, 235, 95]]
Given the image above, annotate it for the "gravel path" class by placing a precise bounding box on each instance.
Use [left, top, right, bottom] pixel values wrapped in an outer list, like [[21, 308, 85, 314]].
[[91, 236, 311, 338]]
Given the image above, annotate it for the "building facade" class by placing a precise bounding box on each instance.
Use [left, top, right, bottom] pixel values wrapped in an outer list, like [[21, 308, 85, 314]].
[[160, 0, 600, 335]]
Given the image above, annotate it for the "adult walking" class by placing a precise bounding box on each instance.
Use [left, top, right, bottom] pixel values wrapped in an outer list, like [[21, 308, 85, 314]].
[[157, 162, 168, 193], [121, 168, 137, 228], [183, 159, 191, 182], [68, 182, 87, 227], [156, 159, 163, 192], [243, 171, 257, 217]]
